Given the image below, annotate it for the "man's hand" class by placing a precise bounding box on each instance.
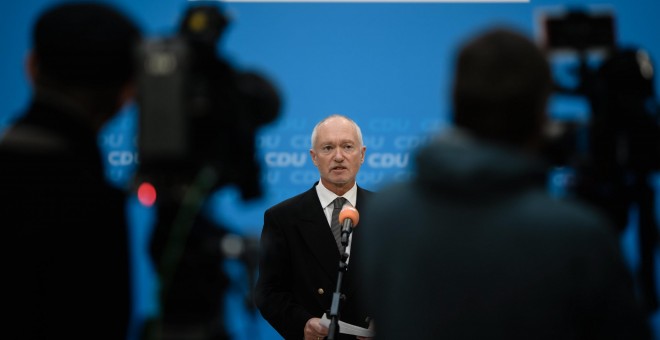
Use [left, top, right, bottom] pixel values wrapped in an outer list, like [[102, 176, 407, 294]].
[[304, 317, 329, 340]]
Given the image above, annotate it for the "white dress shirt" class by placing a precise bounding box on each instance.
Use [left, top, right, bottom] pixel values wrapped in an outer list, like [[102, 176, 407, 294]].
[[315, 181, 357, 261]]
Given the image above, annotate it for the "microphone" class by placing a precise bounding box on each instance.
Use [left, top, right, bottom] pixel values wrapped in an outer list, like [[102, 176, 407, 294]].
[[338, 206, 359, 246]]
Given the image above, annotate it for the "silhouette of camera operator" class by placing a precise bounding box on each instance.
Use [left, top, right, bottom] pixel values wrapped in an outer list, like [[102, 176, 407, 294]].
[[0, 2, 142, 339]]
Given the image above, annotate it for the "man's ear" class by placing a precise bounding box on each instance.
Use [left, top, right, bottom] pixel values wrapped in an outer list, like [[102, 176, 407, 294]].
[[25, 50, 38, 86], [310, 149, 318, 166]]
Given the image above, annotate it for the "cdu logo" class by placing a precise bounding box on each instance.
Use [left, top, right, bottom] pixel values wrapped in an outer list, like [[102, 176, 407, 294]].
[[108, 150, 139, 166], [264, 152, 307, 167], [367, 153, 410, 169]]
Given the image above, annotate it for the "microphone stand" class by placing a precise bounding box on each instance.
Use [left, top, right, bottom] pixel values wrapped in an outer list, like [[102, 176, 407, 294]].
[[327, 220, 353, 340]]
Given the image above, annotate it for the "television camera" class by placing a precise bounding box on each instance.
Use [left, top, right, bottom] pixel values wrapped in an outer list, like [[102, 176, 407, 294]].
[[134, 3, 281, 339], [539, 7, 659, 315]]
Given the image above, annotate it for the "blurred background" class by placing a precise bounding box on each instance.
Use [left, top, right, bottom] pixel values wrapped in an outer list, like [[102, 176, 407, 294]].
[[1, 0, 658, 339]]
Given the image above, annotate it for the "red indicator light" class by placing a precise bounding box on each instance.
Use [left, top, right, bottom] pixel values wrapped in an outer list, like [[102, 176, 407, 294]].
[[137, 182, 157, 207]]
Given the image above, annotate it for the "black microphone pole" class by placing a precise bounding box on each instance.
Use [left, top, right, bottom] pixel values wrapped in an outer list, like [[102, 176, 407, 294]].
[[327, 218, 354, 340]]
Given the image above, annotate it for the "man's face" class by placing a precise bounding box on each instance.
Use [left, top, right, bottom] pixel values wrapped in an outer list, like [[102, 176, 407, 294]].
[[310, 117, 366, 194]]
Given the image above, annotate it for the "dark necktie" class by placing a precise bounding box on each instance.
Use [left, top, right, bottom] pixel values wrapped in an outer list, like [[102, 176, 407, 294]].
[[331, 197, 347, 251]]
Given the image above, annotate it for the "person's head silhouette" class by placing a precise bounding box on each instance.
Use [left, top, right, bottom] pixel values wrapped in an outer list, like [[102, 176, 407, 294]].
[[27, 2, 141, 131], [452, 28, 552, 150]]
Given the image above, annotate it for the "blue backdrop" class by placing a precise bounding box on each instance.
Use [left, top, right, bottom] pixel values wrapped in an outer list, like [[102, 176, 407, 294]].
[[1, 1, 659, 339]]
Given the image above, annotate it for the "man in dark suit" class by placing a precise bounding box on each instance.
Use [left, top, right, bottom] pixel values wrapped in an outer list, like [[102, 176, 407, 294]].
[[255, 114, 374, 340], [354, 28, 651, 339], [0, 2, 141, 339]]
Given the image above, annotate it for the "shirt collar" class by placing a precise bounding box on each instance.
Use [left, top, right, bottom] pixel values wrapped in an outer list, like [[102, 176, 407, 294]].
[[316, 181, 357, 209]]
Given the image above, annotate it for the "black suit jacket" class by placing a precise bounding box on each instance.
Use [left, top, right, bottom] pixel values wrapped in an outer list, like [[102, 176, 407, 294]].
[[255, 183, 374, 339]]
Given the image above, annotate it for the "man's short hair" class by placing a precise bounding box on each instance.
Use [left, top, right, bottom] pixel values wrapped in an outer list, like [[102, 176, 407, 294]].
[[33, 2, 141, 89], [452, 28, 552, 147]]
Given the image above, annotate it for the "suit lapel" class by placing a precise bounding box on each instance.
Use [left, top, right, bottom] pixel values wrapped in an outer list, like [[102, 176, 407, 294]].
[[296, 187, 341, 281], [345, 187, 370, 274]]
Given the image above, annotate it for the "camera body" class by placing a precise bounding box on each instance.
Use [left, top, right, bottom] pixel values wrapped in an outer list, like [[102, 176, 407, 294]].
[[539, 8, 660, 194], [136, 4, 280, 200], [540, 9, 616, 53]]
